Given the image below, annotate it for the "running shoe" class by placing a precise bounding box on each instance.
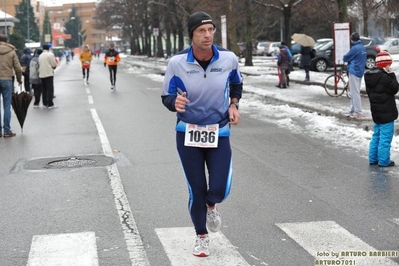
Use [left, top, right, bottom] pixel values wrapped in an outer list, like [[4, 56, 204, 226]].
[[206, 206, 221, 233], [344, 112, 354, 117], [192, 234, 210, 257]]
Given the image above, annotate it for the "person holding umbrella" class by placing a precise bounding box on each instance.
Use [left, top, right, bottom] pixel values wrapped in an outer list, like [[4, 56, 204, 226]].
[[292, 34, 316, 82], [0, 34, 22, 138]]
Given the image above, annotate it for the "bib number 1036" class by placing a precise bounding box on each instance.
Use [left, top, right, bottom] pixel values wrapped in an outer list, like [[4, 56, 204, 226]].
[[184, 123, 219, 148]]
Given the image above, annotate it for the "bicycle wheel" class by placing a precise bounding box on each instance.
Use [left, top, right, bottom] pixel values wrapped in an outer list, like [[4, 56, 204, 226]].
[[324, 75, 346, 97]]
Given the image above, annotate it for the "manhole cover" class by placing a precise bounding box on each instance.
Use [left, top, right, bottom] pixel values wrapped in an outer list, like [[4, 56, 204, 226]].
[[22, 155, 115, 170], [47, 157, 97, 168]]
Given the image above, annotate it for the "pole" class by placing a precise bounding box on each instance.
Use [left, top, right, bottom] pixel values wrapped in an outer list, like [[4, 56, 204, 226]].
[[4, 0, 7, 37], [27, 0, 30, 42]]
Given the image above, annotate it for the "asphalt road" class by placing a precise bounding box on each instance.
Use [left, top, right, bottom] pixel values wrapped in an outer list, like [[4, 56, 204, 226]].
[[1, 56, 399, 266]]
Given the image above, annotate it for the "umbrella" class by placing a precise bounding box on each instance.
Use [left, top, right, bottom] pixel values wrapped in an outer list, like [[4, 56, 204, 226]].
[[291, 33, 316, 47], [11, 85, 33, 133]]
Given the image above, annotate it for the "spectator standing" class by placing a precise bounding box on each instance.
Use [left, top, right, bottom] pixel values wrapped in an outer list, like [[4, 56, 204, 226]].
[[365, 51, 399, 167], [104, 43, 121, 90], [80, 45, 93, 85], [0, 34, 22, 137], [282, 42, 292, 87], [276, 43, 290, 88], [161, 11, 243, 257], [39, 44, 58, 109], [300, 46, 312, 81], [29, 48, 43, 108], [20, 47, 32, 94], [343, 32, 367, 119]]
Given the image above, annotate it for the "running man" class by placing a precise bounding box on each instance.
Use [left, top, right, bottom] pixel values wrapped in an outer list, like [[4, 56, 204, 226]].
[[161, 11, 243, 257], [104, 43, 120, 90], [80, 45, 93, 85]]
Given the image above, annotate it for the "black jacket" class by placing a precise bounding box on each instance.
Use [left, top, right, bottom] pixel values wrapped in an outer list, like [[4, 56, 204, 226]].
[[20, 48, 32, 74], [300, 46, 312, 67], [364, 67, 399, 124]]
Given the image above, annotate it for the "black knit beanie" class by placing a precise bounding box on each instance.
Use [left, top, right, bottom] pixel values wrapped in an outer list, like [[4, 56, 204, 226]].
[[187, 11, 216, 39]]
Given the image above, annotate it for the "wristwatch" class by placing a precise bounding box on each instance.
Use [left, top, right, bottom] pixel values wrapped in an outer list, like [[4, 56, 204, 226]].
[[230, 101, 239, 109]]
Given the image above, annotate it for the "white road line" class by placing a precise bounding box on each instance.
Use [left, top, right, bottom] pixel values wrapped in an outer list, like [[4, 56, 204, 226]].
[[86, 87, 91, 94], [276, 221, 399, 265], [26, 231, 98, 266], [155, 227, 249, 266], [88, 95, 94, 104], [91, 109, 150, 266]]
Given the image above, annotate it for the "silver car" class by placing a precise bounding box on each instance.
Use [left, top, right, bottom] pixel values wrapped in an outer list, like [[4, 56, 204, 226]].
[[377, 38, 399, 54]]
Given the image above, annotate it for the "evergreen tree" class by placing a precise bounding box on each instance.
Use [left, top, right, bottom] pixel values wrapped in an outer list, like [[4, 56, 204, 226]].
[[9, 32, 25, 58], [64, 6, 86, 48], [42, 11, 52, 44], [13, 0, 40, 43]]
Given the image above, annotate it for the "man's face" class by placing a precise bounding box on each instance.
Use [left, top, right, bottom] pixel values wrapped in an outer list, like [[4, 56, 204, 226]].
[[192, 24, 215, 51], [110, 45, 114, 50]]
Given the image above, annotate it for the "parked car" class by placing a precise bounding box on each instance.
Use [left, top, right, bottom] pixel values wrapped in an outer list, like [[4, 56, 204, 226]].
[[377, 38, 399, 54], [255, 41, 270, 56], [310, 40, 334, 71], [360, 37, 379, 69], [237, 41, 258, 57], [266, 42, 281, 56], [237, 42, 246, 57], [309, 37, 378, 72], [291, 43, 302, 55]]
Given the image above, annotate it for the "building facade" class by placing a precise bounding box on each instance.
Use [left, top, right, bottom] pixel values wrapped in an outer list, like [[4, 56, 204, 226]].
[[1, 0, 107, 51], [45, 1, 106, 51]]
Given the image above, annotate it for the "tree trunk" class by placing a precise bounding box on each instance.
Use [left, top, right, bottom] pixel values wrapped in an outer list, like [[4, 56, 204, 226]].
[[245, 0, 253, 66], [362, 0, 369, 36], [337, 0, 348, 22]]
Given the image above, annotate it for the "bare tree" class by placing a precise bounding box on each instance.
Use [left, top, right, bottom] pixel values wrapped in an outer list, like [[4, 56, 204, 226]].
[[253, 0, 304, 47]]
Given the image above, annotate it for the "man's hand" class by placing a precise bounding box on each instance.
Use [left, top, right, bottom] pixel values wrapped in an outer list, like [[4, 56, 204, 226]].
[[104, 63, 106, 67], [228, 104, 241, 125], [175, 92, 190, 113]]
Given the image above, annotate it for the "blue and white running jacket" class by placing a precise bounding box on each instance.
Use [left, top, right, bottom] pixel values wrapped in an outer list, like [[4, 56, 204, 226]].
[[161, 45, 243, 136]]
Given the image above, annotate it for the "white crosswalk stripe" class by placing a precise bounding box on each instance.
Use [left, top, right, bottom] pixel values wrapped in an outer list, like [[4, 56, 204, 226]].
[[26, 231, 98, 266], [155, 227, 250, 266], [24, 221, 399, 265], [276, 221, 399, 266]]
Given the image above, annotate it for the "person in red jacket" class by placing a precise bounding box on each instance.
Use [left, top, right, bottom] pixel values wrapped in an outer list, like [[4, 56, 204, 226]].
[[103, 43, 121, 91]]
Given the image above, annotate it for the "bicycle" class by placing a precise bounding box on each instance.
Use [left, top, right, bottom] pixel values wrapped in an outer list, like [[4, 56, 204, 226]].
[[324, 66, 351, 99]]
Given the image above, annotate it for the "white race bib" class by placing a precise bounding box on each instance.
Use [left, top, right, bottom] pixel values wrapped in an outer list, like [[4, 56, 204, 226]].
[[109, 56, 115, 62], [184, 123, 219, 148]]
